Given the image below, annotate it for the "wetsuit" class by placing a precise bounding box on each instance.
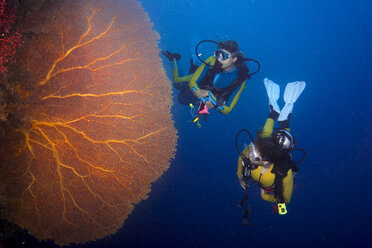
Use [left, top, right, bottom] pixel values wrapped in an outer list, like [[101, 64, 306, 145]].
[[172, 56, 247, 114], [171, 59, 199, 105], [237, 118, 294, 203]]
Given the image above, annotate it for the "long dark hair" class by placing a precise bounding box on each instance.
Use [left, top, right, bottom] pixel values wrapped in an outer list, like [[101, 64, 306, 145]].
[[254, 131, 289, 164]]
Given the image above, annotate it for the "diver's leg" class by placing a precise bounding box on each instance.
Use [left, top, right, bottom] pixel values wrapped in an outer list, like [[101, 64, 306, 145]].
[[279, 115, 290, 129], [261, 78, 280, 138], [278, 114, 292, 130], [261, 118, 275, 138], [177, 83, 199, 105], [161, 50, 188, 88], [189, 58, 199, 74]]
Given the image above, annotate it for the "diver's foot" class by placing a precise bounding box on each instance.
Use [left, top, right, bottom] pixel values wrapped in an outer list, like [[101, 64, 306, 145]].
[[161, 50, 181, 61], [268, 105, 280, 120], [278, 114, 291, 129]]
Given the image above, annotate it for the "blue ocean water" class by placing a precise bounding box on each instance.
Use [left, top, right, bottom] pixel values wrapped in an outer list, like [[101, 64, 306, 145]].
[[9, 0, 371, 247]]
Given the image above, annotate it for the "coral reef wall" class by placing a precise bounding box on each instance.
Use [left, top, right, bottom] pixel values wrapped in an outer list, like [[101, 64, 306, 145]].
[[0, 0, 177, 245]]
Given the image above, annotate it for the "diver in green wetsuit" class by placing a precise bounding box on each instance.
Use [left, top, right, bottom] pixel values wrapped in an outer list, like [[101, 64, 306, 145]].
[[162, 40, 253, 115]]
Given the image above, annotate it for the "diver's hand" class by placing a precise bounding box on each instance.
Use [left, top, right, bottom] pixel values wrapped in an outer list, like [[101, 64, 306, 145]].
[[239, 179, 248, 190], [194, 89, 210, 99], [205, 100, 214, 109]]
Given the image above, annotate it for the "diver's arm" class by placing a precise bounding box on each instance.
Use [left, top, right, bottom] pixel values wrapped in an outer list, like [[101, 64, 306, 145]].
[[172, 59, 193, 83], [282, 169, 294, 203], [217, 81, 246, 114], [217, 63, 251, 114], [237, 155, 245, 189], [260, 170, 294, 203], [188, 56, 216, 92], [237, 145, 251, 179]]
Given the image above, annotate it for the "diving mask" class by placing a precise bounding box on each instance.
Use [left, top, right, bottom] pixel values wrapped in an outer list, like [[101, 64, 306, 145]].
[[214, 49, 231, 61]]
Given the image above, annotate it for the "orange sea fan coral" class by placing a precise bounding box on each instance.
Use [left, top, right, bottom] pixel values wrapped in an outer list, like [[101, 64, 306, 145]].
[[0, 0, 177, 245]]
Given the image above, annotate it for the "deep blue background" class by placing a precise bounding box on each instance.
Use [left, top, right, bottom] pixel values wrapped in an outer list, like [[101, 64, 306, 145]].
[[11, 0, 372, 247]]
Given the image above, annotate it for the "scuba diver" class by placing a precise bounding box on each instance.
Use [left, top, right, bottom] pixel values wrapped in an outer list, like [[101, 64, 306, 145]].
[[236, 78, 306, 223], [161, 39, 260, 127]]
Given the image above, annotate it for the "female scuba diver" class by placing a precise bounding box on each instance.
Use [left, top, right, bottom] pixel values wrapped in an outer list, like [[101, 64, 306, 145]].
[[162, 40, 260, 127], [236, 78, 306, 223]]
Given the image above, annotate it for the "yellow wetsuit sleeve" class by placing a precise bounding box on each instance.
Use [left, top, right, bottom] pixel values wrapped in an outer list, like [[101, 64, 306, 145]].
[[217, 80, 246, 114], [237, 144, 251, 179], [237, 118, 275, 184], [237, 118, 274, 182], [237, 155, 243, 179], [261, 169, 293, 203], [172, 59, 193, 83]]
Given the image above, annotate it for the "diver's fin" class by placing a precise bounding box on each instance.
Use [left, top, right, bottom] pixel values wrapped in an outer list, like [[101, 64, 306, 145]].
[[278, 81, 306, 121], [264, 78, 280, 113], [161, 50, 181, 62]]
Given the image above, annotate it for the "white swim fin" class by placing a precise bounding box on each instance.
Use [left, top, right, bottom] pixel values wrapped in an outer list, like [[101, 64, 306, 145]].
[[278, 81, 306, 121], [264, 78, 280, 113]]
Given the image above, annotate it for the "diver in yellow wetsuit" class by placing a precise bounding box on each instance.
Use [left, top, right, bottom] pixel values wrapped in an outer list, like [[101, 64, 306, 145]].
[[236, 78, 306, 219], [162, 40, 260, 119]]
